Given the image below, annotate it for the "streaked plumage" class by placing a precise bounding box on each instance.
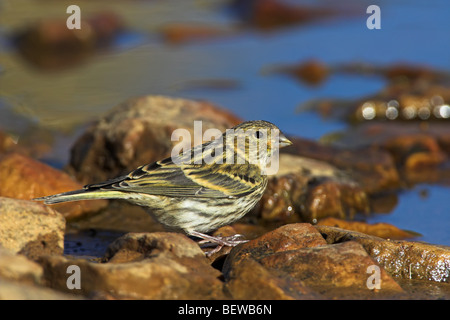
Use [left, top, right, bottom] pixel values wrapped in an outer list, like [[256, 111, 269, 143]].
[[35, 120, 292, 254]]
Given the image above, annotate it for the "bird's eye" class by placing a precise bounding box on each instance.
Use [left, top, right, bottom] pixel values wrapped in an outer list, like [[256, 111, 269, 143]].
[[254, 130, 264, 139]]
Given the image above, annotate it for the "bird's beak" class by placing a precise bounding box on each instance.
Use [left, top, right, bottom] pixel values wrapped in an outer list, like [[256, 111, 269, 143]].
[[278, 134, 292, 148]]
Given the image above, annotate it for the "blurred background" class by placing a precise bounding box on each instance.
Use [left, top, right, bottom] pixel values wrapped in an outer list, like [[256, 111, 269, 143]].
[[1, 0, 449, 245]]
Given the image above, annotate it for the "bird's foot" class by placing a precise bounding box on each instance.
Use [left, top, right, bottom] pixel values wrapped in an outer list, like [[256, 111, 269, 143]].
[[189, 231, 248, 257]]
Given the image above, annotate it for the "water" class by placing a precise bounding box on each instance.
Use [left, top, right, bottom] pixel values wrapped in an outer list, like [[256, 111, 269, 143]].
[[0, 0, 449, 246]]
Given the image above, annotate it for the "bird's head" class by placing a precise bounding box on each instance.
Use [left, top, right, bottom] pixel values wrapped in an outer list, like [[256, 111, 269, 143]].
[[222, 120, 292, 171]]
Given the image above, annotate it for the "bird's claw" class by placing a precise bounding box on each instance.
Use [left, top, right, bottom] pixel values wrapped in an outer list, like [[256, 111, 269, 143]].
[[189, 231, 249, 256]]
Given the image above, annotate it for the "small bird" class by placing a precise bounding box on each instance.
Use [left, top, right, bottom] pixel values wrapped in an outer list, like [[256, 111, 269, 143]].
[[35, 120, 292, 255]]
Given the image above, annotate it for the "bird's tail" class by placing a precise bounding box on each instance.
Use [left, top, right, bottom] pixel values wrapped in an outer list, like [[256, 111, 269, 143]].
[[33, 189, 127, 204]]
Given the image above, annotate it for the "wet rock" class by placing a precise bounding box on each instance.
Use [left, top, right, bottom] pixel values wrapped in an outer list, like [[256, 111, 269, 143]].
[[223, 223, 403, 299], [394, 278, 450, 300], [316, 217, 419, 240], [0, 153, 107, 220], [0, 247, 43, 285], [257, 241, 404, 298], [0, 197, 65, 259], [383, 133, 447, 171], [283, 137, 401, 194], [330, 122, 450, 185], [13, 12, 123, 70], [68, 95, 242, 185], [223, 223, 328, 275], [316, 226, 450, 283], [304, 179, 369, 222], [252, 153, 370, 225], [225, 257, 321, 299], [297, 61, 450, 124], [40, 232, 226, 299]]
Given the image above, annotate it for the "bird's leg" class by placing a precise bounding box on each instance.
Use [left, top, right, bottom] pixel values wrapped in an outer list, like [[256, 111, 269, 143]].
[[189, 231, 249, 256]]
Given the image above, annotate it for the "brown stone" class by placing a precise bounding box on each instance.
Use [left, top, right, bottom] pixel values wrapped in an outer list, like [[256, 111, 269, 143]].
[[223, 223, 327, 277], [0, 279, 81, 300], [0, 247, 43, 285], [0, 153, 107, 220], [258, 241, 404, 298], [316, 226, 450, 283], [317, 217, 419, 240], [223, 223, 403, 299], [253, 154, 370, 224], [40, 232, 226, 299], [225, 257, 321, 300], [383, 134, 447, 170], [283, 137, 400, 194], [0, 197, 65, 259]]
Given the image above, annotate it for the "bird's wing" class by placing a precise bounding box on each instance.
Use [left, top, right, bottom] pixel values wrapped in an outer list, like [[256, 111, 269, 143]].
[[85, 157, 263, 199]]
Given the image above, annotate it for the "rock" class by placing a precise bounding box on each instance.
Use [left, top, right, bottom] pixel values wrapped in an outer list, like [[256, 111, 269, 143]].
[[68, 95, 242, 185], [223, 223, 403, 299], [316, 217, 419, 240], [0, 279, 81, 300], [300, 61, 450, 122], [0, 247, 43, 285], [327, 122, 450, 185], [222, 224, 327, 299], [13, 12, 123, 70], [0, 197, 65, 259], [316, 226, 450, 283], [394, 278, 450, 300], [0, 153, 107, 220], [383, 134, 447, 170], [283, 137, 401, 194], [40, 232, 226, 299], [203, 224, 270, 261], [225, 257, 321, 299], [223, 223, 328, 277], [257, 241, 404, 298], [252, 154, 370, 224]]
